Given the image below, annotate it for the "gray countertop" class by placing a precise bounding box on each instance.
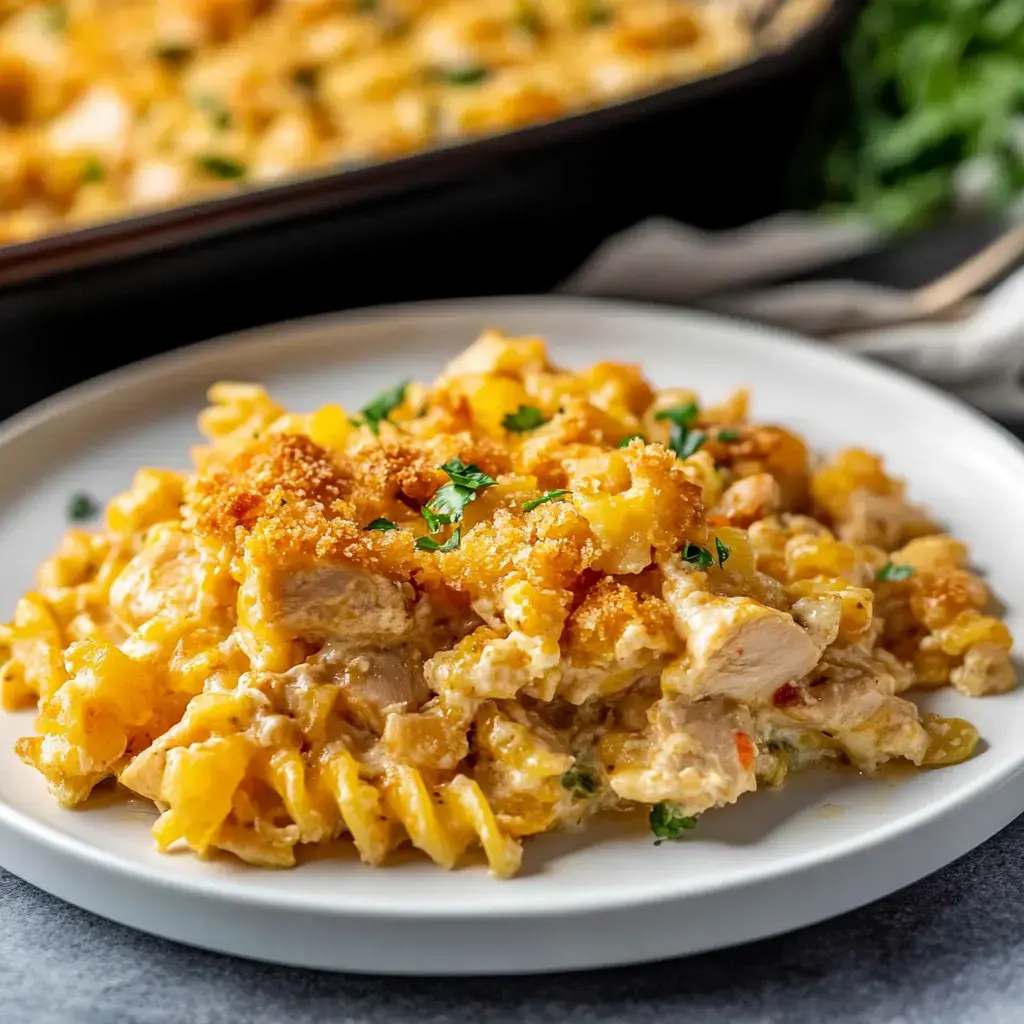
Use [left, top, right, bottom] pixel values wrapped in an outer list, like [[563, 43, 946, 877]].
[[3, 219, 1023, 1023], [4, 812, 1024, 1023]]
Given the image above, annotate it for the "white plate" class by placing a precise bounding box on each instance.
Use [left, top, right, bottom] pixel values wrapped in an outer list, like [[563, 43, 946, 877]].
[[1, 297, 1024, 976]]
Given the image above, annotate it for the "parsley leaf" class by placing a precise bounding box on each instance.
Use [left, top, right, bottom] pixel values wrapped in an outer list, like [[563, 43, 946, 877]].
[[515, 0, 542, 35], [196, 93, 231, 131], [522, 489, 568, 512], [717, 428, 741, 442], [153, 42, 192, 65], [195, 154, 246, 179], [654, 402, 698, 428], [678, 429, 707, 458], [715, 537, 730, 568], [877, 562, 915, 582], [424, 482, 471, 525], [291, 67, 319, 97], [415, 527, 461, 553], [364, 517, 398, 532], [441, 65, 488, 85], [360, 380, 409, 434], [42, 2, 66, 32], [439, 458, 496, 490], [618, 433, 645, 447], [582, 0, 612, 26], [67, 492, 99, 522], [650, 802, 697, 845], [502, 405, 547, 433], [655, 403, 706, 459], [421, 504, 446, 534], [682, 542, 714, 571], [81, 157, 104, 183], [561, 766, 599, 798], [421, 459, 496, 533]]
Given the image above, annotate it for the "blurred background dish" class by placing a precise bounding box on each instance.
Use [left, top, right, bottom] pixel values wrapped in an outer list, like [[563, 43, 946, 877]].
[[0, 0, 836, 251], [0, 0, 836, 264], [0, 0, 860, 412]]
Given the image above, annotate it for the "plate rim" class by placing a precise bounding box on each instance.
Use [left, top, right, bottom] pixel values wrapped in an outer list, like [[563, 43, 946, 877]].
[[2, 294, 1024, 924]]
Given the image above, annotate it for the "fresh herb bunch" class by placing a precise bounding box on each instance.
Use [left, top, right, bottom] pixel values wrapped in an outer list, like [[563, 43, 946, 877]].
[[797, 0, 1024, 232]]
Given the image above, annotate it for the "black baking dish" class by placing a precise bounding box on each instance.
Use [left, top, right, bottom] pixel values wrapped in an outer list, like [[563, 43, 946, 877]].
[[0, 0, 860, 415]]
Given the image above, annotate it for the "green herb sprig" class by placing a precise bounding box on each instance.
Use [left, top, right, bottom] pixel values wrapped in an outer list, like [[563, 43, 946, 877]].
[[877, 562, 915, 582], [682, 542, 714, 571], [67, 492, 100, 522], [650, 802, 697, 845], [654, 402, 706, 460], [418, 458, 496, 548], [561, 766, 599, 798], [359, 381, 410, 435], [502, 405, 547, 433], [522, 489, 568, 513]]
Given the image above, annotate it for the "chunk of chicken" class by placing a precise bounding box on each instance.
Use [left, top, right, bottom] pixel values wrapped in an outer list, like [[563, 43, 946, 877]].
[[836, 492, 936, 550], [265, 564, 412, 644], [330, 644, 430, 733], [772, 647, 929, 770], [950, 641, 1016, 697], [611, 696, 757, 814], [662, 590, 820, 703], [108, 526, 201, 630]]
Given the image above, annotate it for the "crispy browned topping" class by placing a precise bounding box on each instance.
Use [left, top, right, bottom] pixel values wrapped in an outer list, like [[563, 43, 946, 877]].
[[563, 578, 676, 668]]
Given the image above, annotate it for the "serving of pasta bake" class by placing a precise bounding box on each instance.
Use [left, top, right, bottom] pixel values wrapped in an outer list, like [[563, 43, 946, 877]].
[[0, 0, 828, 245], [1, 328, 1013, 879]]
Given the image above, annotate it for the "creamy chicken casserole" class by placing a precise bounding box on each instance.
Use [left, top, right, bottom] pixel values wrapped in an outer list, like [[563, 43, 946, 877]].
[[0, 0, 828, 245], [2, 330, 1012, 877]]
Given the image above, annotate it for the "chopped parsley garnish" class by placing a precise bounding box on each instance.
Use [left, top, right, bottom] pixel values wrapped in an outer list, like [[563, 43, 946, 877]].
[[650, 802, 697, 845], [561, 766, 599, 798], [618, 433, 644, 447], [359, 380, 409, 434], [502, 405, 547, 433], [654, 401, 698, 427], [876, 562, 915, 583], [363, 517, 398, 532], [515, 1, 542, 35], [717, 428, 741, 442], [81, 157, 104, 183], [291, 67, 319, 97], [678, 429, 707, 458], [522, 489, 569, 512], [67, 492, 99, 522], [654, 402, 706, 459], [679, 430, 704, 458], [682, 542, 715, 571], [153, 42, 192, 65], [42, 2, 66, 32], [421, 458, 497, 534], [196, 93, 232, 131], [195, 154, 246, 179], [715, 537, 730, 568], [439, 457, 497, 490], [356, 0, 377, 10], [582, 0, 612, 26], [415, 527, 461, 553], [442, 65, 489, 86]]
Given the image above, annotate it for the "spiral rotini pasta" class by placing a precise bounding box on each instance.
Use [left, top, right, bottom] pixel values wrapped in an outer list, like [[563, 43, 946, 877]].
[[1, 328, 1012, 876]]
